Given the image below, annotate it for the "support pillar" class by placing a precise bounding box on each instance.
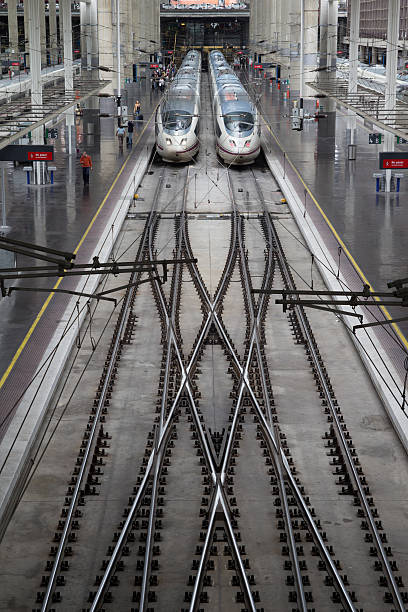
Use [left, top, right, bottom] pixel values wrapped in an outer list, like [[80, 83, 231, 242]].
[[115, 0, 122, 112], [24, 2, 29, 68], [250, 0, 257, 61], [124, 0, 133, 81], [384, 0, 400, 192], [303, 0, 319, 99], [263, 0, 272, 60], [318, 0, 337, 134], [256, 0, 264, 62], [154, 0, 161, 59], [279, 0, 290, 79], [40, 0, 47, 66], [49, 0, 57, 66], [327, 0, 338, 72], [289, 0, 301, 97], [348, 0, 360, 149], [98, 0, 114, 93], [62, 0, 75, 154], [7, 0, 19, 65], [28, 0, 45, 185], [80, 1, 93, 71]]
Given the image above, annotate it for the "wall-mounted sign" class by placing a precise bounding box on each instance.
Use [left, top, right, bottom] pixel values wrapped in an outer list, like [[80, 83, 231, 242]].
[[0, 145, 54, 162], [379, 152, 408, 169]]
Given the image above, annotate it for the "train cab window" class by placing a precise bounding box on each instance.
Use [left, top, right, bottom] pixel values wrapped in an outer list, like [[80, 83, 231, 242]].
[[224, 112, 254, 137], [162, 110, 192, 133]]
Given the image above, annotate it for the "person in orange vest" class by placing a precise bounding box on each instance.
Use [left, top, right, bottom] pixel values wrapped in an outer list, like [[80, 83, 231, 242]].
[[80, 150, 92, 185]]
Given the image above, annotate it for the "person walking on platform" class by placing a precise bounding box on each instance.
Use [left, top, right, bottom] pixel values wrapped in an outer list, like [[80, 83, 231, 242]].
[[127, 119, 134, 146], [133, 100, 141, 118], [116, 124, 125, 149], [80, 150, 92, 185]]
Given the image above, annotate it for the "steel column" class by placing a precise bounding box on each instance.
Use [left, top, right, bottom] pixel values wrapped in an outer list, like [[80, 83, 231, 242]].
[[348, 0, 360, 146], [49, 0, 58, 66], [28, 0, 44, 184], [384, 0, 401, 191], [303, 0, 319, 97], [62, 0, 75, 154], [7, 0, 19, 66]]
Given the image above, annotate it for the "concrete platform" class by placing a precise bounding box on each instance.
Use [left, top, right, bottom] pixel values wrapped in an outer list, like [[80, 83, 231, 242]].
[[247, 69, 408, 343], [0, 83, 159, 532], [0, 85, 160, 436], [251, 70, 408, 452]]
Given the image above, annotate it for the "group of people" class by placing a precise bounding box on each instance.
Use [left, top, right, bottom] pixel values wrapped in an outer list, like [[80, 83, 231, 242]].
[[79, 99, 143, 186], [151, 64, 176, 92], [116, 100, 142, 149]]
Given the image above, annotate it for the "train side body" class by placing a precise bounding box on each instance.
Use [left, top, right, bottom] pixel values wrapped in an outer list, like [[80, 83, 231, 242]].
[[209, 50, 260, 165], [156, 51, 201, 163]]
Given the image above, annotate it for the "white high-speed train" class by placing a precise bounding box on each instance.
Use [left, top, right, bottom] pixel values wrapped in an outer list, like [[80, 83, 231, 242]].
[[209, 50, 260, 165], [156, 51, 201, 162]]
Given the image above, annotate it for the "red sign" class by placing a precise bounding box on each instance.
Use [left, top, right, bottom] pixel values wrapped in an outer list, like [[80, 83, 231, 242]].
[[382, 158, 408, 169], [28, 151, 53, 161], [379, 152, 408, 169], [254, 64, 263, 69], [150, 64, 159, 68], [11, 62, 20, 66]]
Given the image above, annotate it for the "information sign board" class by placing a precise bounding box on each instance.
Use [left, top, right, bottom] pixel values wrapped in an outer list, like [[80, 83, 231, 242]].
[[369, 133, 381, 144], [0, 145, 54, 162], [28, 151, 53, 161], [379, 152, 408, 169]]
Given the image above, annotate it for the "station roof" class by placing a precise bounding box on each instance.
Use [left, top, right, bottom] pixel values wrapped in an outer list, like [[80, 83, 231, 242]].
[[308, 77, 408, 141], [0, 77, 108, 151]]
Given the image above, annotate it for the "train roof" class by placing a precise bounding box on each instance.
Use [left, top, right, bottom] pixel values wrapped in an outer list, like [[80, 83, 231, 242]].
[[210, 51, 254, 115], [161, 52, 201, 116]]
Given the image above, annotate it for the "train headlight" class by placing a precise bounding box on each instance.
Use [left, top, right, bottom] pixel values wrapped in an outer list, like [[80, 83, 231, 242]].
[[229, 140, 236, 148], [166, 138, 172, 145], [244, 140, 251, 148], [181, 138, 187, 146]]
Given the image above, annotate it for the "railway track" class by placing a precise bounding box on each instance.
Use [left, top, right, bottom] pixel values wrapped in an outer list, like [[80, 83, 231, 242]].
[[0, 76, 407, 612]]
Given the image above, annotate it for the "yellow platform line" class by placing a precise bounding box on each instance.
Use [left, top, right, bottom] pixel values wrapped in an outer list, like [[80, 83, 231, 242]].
[[262, 116, 408, 351], [0, 112, 154, 391]]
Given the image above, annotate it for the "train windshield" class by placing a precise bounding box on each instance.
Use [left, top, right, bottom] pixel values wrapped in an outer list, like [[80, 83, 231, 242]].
[[162, 110, 192, 133], [223, 112, 254, 136]]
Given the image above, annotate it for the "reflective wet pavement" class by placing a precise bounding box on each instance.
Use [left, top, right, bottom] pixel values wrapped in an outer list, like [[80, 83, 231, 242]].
[[0, 81, 160, 434], [247, 70, 408, 342]]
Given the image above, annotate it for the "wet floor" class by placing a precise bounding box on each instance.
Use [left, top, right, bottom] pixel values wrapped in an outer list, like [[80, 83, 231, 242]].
[[247, 70, 408, 340], [0, 81, 160, 402]]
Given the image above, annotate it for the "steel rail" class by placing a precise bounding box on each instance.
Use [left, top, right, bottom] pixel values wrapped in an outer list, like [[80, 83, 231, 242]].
[[137, 217, 167, 612], [226, 168, 357, 606], [228, 169, 308, 611], [187, 158, 355, 609], [138, 168, 190, 611], [86, 174, 167, 612], [173, 175, 256, 611], [265, 213, 406, 611], [41, 179, 161, 612], [145, 202, 257, 612]]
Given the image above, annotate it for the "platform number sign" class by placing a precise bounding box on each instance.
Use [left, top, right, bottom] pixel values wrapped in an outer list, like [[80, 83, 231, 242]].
[[369, 133, 382, 144], [397, 136, 408, 144], [45, 128, 58, 139]]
